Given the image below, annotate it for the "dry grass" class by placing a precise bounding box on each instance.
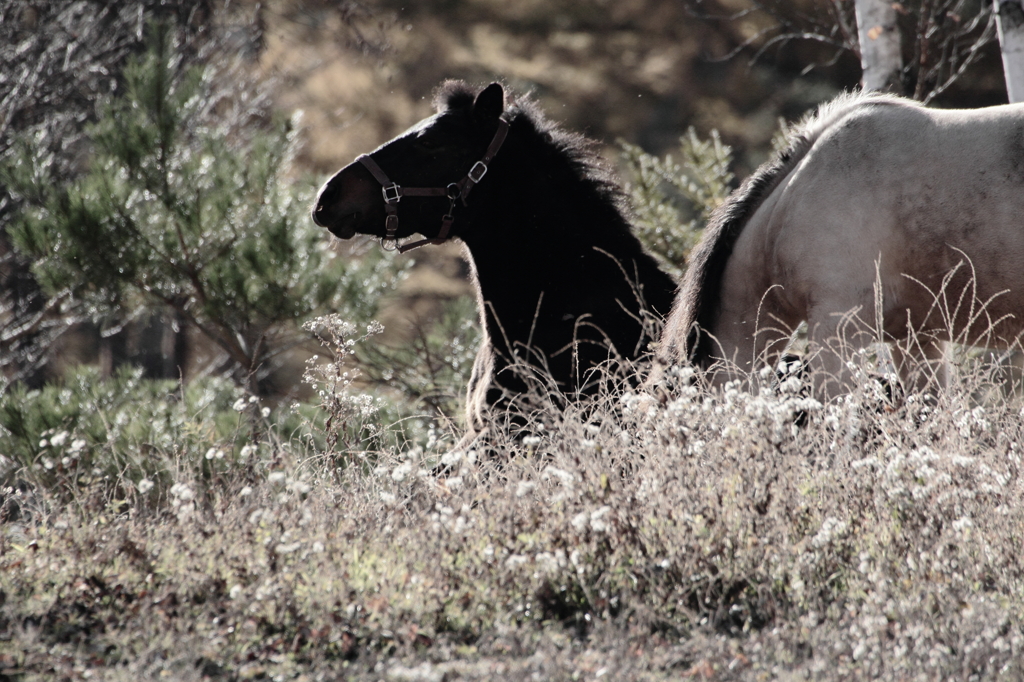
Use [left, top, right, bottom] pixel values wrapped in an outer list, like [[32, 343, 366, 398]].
[[4, 330, 1024, 681]]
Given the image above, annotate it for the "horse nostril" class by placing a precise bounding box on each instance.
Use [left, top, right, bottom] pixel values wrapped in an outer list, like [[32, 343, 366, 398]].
[[311, 203, 327, 226]]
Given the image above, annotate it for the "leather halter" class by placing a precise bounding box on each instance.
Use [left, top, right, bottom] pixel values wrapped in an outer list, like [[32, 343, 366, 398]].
[[357, 116, 510, 254]]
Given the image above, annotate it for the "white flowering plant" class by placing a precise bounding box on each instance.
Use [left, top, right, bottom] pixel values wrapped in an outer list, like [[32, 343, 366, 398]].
[[301, 315, 403, 462], [0, 364, 294, 503]]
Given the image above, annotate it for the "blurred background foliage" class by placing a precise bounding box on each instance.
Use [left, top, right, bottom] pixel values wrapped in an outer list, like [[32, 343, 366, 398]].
[[0, 0, 1012, 495]]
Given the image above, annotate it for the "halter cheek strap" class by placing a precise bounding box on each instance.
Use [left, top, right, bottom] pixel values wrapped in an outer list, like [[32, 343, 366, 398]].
[[357, 116, 510, 254]]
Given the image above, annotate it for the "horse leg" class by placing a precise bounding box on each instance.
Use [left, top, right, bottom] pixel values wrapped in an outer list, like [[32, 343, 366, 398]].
[[890, 335, 948, 397]]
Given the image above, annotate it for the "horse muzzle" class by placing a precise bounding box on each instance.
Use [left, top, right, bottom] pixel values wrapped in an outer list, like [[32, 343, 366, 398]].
[[326, 220, 357, 240], [312, 207, 358, 240], [312, 175, 365, 239]]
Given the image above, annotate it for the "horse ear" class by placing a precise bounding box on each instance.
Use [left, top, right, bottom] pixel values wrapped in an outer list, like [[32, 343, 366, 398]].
[[472, 83, 505, 123]]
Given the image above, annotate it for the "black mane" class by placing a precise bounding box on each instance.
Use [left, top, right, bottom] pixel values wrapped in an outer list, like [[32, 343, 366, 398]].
[[433, 80, 478, 112], [433, 79, 628, 225]]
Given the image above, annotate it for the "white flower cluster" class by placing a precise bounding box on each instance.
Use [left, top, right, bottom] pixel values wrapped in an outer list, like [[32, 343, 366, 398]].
[[503, 549, 568, 579], [387, 446, 426, 483], [302, 315, 357, 339], [390, 461, 414, 482], [267, 471, 311, 501], [36, 429, 89, 472], [952, 405, 991, 438], [847, 442, 1014, 546], [429, 502, 474, 534], [539, 465, 576, 504], [169, 482, 195, 522], [627, 373, 824, 457], [571, 505, 612, 533], [303, 315, 389, 432], [811, 516, 849, 549]]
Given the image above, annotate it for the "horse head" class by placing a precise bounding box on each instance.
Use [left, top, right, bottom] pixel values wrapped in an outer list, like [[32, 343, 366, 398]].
[[311, 82, 508, 250]]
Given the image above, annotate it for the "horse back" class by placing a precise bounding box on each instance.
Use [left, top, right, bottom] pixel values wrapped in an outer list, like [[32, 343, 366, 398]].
[[766, 100, 1024, 345], [659, 92, 907, 368], [659, 93, 1024, 375]]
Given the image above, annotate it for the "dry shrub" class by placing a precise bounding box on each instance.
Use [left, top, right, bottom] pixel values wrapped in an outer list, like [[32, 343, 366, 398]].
[[3, 323, 1024, 680]]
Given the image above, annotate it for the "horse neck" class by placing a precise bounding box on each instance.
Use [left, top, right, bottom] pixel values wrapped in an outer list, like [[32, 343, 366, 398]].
[[462, 133, 632, 269], [459, 141, 635, 344]]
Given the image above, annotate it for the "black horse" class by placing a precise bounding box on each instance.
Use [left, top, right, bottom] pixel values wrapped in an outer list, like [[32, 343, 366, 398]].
[[312, 81, 677, 434]]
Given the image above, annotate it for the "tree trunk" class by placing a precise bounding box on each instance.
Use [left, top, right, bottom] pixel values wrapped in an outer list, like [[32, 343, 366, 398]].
[[161, 311, 189, 382], [855, 0, 903, 93], [995, 0, 1024, 102]]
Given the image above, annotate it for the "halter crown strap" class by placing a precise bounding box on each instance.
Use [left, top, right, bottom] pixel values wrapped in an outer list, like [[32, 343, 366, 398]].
[[460, 117, 509, 203], [359, 116, 510, 253]]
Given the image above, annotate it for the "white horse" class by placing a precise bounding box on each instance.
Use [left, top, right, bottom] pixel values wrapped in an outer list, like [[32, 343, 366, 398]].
[[658, 91, 1024, 397]]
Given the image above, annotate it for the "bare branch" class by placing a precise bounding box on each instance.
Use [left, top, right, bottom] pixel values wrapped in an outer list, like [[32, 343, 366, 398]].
[[683, 0, 997, 101]]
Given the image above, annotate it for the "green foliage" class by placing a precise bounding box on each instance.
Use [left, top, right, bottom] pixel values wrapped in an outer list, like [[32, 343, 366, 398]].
[[0, 365, 249, 499], [621, 128, 734, 278], [0, 24, 477, 505], [0, 342, 424, 506], [357, 295, 481, 424], [1, 24, 359, 391], [302, 306, 476, 467]]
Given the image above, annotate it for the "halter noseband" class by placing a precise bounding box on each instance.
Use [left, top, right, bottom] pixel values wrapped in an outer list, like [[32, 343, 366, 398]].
[[357, 116, 510, 254]]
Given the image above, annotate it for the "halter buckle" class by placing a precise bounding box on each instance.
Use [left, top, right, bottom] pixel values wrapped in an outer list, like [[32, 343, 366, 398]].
[[384, 214, 399, 240], [382, 183, 402, 204], [381, 212, 400, 252], [361, 115, 508, 254], [467, 161, 488, 183]]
